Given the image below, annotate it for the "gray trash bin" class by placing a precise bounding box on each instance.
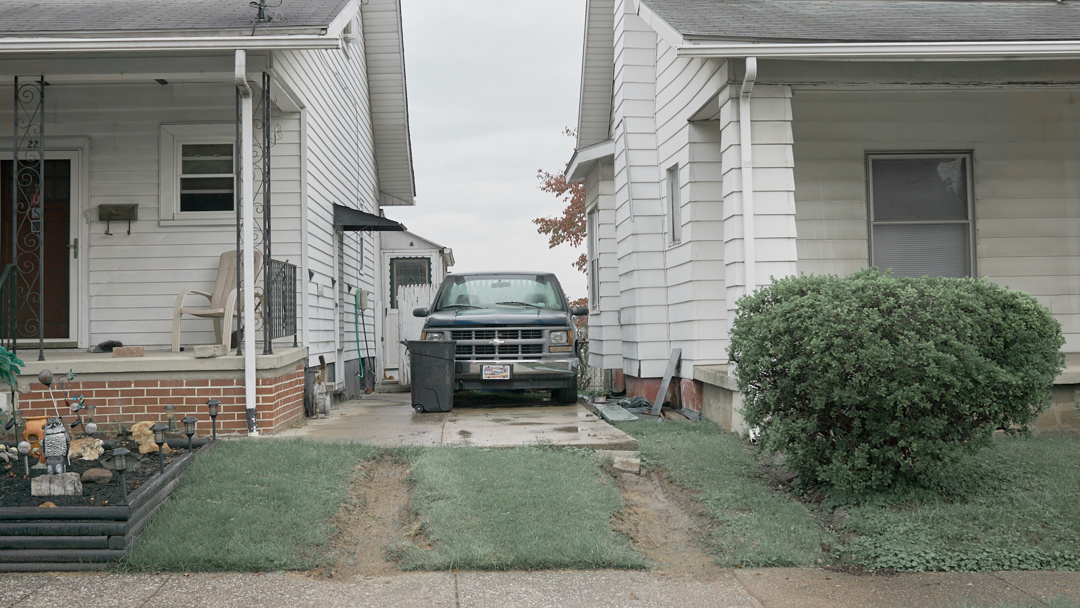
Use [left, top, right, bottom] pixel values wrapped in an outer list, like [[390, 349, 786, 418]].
[[407, 340, 456, 413]]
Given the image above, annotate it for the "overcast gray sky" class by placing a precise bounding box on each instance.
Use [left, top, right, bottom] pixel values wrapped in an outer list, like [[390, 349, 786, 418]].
[[385, 0, 589, 300]]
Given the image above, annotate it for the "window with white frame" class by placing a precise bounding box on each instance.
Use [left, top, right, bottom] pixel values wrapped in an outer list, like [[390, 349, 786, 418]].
[[868, 153, 974, 278], [159, 124, 235, 223], [587, 207, 599, 309], [667, 165, 682, 244]]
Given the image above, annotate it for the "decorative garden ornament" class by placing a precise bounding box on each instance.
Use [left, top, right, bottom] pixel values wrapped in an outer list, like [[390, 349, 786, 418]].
[[42, 417, 70, 475]]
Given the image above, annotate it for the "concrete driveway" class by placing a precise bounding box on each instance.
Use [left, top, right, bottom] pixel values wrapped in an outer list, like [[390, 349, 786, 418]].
[[273, 392, 637, 450]]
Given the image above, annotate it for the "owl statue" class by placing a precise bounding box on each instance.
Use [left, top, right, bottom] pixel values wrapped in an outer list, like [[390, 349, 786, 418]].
[[43, 417, 70, 475]]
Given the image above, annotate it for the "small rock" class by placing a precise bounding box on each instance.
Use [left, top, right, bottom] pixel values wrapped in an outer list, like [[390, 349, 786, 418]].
[[81, 468, 113, 484], [69, 437, 105, 460], [38, 501, 57, 508]]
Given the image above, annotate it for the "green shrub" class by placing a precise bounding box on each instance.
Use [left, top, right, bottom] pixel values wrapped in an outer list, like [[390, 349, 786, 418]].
[[728, 269, 1065, 495], [0, 346, 22, 388]]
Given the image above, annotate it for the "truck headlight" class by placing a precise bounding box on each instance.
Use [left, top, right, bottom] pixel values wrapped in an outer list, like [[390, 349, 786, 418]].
[[549, 330, 569, 346], [422, 331, 444, 341]]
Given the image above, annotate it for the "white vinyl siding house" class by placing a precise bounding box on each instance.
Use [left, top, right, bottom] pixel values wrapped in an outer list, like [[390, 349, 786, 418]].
[[568, 0, 1080, 432]]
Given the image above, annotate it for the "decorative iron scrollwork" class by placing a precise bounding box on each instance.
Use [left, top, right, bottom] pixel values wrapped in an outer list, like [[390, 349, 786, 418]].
[[11, 76, 45, 361]]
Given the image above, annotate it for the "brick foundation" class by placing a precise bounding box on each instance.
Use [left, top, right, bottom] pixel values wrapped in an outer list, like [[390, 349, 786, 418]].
[[15, 366, 304, 437]]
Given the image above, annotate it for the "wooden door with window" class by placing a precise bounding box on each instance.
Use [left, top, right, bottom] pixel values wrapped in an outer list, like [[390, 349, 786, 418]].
[[0, 159, 71, 339]]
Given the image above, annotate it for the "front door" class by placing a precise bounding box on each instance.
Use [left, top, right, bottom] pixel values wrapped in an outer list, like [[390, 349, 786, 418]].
[[1, 158, 73, 340]]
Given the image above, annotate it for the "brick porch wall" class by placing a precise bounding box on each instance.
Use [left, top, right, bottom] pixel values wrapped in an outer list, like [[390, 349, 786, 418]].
[[15, 365, 305, 436]]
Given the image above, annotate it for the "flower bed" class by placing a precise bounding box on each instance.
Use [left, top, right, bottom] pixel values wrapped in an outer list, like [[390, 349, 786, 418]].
[[0, 439, 217, 572]]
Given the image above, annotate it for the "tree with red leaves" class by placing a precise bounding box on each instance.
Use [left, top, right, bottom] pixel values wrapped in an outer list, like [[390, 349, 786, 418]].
[[534, 129, 587, 274]]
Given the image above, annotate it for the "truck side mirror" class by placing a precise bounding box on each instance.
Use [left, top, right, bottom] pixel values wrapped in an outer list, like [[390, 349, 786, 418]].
[[413, 307, 429, 317], [570, 306, 589, 317]]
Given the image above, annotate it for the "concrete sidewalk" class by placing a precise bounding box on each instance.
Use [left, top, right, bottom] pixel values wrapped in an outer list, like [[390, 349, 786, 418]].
[[273, 392, 637, 450], [3, 568, 1078, 608]]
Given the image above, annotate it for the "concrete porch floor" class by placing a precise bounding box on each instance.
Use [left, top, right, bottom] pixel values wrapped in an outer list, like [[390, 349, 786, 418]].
[[273, 392, 638, 450]]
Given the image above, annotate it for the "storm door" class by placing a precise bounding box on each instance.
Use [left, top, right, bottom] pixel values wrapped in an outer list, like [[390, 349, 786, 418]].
[[1, 158, 73, 340]]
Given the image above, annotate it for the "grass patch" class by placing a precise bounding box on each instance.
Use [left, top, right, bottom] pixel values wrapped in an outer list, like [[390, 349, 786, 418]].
[[839, 435, 1080, 572], [399, 446, 645, 570], [121, 439, 383, 572], [619, 420, 831, 567]]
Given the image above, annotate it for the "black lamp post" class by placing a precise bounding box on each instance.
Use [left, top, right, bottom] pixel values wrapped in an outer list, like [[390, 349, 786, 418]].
[[151, 422, 168, 474], [206, 399, 220, 440], [182, 416, 198, 451], [111, 447, 131, 504]]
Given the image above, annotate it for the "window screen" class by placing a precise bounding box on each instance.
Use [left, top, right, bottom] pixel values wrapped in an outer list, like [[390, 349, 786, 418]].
[[390, 258, 431, 309], [667, 165, 682, 244], [587, 208, 599, 308], [179, 143, 234, 212], [869, 154, 973, 278]]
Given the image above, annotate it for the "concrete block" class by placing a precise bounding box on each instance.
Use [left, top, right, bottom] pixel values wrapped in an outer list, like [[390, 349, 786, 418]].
[[112, 346, 145, 358], [194, 344, 229, 358], [31, 472, 83, 496], [596, 450, 641, 475]]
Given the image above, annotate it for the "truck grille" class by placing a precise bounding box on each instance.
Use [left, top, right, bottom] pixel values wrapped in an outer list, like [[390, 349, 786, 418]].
[[451, 327, 547, 360]]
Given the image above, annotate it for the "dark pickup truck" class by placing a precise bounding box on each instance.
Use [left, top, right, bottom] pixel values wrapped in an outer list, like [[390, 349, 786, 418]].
[[412, 271, 588, 403]]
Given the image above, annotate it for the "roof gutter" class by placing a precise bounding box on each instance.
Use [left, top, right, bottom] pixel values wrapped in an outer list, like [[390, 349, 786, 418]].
[[565, 139, 615, 182], [676, 40, 1080, 61], [0, 34, 340, 54], [740, 57, 757, 295]]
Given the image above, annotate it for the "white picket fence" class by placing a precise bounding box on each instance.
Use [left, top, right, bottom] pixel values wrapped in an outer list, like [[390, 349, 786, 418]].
[[397, 283, 439, 386]]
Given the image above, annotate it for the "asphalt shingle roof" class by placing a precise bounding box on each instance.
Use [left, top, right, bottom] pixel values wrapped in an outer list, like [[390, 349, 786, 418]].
[[641, 0, 1080, 43], [0, 0, 351, 35]]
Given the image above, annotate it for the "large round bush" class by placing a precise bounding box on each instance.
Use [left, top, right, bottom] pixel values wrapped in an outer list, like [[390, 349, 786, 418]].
[[728, 269, 1065, 494]]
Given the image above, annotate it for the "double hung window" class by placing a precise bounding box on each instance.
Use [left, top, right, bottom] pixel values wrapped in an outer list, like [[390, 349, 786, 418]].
[[868, 153, 974, 278]]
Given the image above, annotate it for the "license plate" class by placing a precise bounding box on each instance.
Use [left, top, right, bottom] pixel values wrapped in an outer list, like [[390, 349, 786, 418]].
[[482, 364, 511, 380]]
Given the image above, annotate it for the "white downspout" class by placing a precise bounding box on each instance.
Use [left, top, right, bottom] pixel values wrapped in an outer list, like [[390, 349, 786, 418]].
[[235, 49, 258, 435], [739, 57, 758, 294], [299, 109, 311, 360]]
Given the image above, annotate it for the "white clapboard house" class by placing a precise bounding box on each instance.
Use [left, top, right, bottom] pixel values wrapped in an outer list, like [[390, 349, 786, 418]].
[[1, 0, 415, 435], [568, 0, 1080, 434]]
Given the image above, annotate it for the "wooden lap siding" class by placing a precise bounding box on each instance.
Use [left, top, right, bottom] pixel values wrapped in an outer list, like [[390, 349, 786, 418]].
[[15, 366, 304, 435]]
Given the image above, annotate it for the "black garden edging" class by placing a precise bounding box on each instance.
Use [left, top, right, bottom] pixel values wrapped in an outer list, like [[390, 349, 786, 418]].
[[0, 439, 218, 572]]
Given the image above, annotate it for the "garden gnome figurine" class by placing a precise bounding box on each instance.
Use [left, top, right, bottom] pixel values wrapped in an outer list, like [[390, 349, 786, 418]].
[[42, 417, 70, 475]]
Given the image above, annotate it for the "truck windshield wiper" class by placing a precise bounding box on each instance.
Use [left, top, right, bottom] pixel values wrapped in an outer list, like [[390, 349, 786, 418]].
[[439, 304, 480, 310], [496, 301, 542, 309]]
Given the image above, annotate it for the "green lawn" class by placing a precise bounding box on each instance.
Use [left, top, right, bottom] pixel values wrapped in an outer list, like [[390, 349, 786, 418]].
[[122, 439, 383, 572], [619, 420, 832, 567], [398, 446, 645, 570]]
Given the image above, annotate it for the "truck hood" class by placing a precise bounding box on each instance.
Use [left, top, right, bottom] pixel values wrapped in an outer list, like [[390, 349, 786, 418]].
[[423, 307, 569, 327]]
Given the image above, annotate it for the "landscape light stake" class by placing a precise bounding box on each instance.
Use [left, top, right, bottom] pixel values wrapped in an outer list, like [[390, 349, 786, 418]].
[[111, 448, 130, 504], [84, 404, 98, 436], [206, 399, 220, 440], [151, 422, 168, 475], [182, 416, 197, 452], [18, 440, 30, 476], [164, 404, 177, 431]]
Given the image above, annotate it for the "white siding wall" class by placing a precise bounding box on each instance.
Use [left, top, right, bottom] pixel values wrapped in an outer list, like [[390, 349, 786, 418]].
[[612, 0, 669, 378], [791, 88, 1080, 350], [653, 37, 728, 373], [274, 23, 381, 372], [584, 160, 622, 369]]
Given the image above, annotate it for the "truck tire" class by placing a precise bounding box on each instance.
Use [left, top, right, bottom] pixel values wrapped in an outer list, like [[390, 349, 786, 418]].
[[553, 376, 578, 404]]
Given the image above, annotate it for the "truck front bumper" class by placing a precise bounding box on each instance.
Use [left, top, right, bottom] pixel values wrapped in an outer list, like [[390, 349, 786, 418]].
[[454, 358, 578, 391]]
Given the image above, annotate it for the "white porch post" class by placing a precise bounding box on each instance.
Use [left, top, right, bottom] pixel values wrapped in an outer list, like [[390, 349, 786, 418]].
[[236, 49, 258, 434]]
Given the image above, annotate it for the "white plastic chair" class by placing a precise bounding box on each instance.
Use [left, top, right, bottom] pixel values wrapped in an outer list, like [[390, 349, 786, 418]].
[[171, 250, 263, 353]]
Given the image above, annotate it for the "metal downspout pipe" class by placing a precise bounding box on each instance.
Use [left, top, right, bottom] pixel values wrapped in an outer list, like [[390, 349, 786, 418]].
[[740, 57, 758, 294], [235, 50, 258, 435]]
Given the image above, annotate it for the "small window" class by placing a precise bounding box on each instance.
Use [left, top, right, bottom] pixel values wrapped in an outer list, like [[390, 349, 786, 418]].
[[667, 165, 682, 244], [868, 153, 974, 278], [587, 208, 599, 308], [180, 144, 234, 212], [159, 124, 236, 224], [390, 257, 431, 309]]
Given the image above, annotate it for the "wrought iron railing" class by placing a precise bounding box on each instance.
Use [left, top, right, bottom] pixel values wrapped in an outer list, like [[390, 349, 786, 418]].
[[0, 264, 15, 353], [264, 258, 297, 353]]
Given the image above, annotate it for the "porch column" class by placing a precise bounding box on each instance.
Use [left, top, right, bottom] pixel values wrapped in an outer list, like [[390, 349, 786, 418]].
[[720, 72, 798, 336], [236, 50, 258, 434]]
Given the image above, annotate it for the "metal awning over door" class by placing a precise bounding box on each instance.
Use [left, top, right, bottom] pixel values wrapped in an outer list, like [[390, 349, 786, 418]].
[[332, 203, 406, 232]]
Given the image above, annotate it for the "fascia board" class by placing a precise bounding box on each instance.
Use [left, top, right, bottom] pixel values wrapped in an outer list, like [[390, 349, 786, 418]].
[[635, 0, 686, 50], [677, 40, 1080, 61], [0, 35, 341, 54], [566, 139, 615, 182]]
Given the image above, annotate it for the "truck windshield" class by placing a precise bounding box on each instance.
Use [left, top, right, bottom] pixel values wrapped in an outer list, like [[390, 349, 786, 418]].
[[434, 275, 565, 311]]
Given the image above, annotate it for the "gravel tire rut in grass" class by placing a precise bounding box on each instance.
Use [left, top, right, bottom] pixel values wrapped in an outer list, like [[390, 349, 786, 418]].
[[609, 467, 726, 580], [314, 456, 416, 579]]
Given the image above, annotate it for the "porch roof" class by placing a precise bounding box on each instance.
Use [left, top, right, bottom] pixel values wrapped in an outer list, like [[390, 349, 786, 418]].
[[0, 0, 351, 36], [332, 203, 407, 232], [642, 0, 1080, 44]]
